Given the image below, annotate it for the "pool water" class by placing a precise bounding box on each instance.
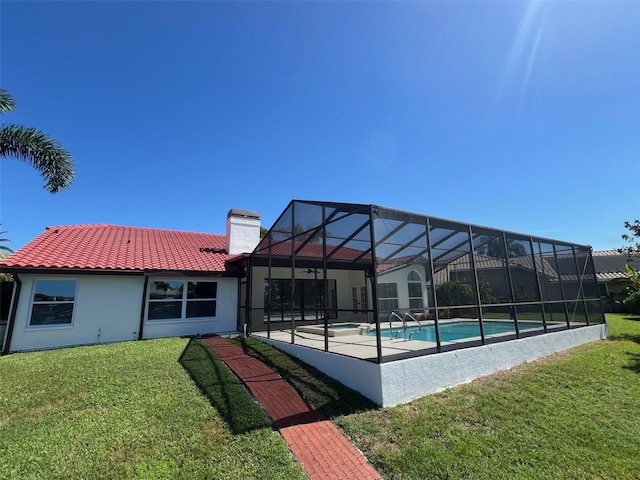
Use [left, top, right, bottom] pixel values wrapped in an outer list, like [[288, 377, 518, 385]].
[[370, 320, 543, 342]]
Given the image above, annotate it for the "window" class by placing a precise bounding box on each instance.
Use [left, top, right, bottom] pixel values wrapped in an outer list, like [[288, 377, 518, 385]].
[[147, 280, 217, 321], [598, 283, 608, 298], [30, 280, 77, 326], [377, 283, 398, 314], [407, 271, 424, 310]]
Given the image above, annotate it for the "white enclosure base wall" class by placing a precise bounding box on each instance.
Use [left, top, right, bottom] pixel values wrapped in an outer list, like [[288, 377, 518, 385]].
[[255, 337, 384, 406], [380, 323, 608, 406], [256, 323, 608, 407]]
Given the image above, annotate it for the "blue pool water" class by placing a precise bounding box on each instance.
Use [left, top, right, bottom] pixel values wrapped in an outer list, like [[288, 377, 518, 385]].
[[369, 320, 543, 342]]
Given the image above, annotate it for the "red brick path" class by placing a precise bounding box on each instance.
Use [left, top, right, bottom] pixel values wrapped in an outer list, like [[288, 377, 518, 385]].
[[200, 336, 383, 480]]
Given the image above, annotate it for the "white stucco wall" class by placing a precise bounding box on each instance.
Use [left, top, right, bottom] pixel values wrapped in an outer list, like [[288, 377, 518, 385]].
[[8, 274, 240, 352], [9, 274, 144, 352], [377, 264, 428, 312], [142, 277, 238, 339], [380, 323, 608, 406], [250, 266, 367, 317]]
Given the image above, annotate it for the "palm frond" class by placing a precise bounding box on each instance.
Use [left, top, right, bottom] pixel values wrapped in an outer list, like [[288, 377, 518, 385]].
[[0, 124, 75, 193], [0, 87, 17, 112]]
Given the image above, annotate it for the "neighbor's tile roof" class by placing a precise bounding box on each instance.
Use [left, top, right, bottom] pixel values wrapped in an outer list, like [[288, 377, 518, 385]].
[[593, 249, 640, 282], [0, 224, 233, 272]]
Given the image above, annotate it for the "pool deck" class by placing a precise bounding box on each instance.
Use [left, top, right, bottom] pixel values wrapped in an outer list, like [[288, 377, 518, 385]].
[[254, 327, 430, 361], [253, 320, 580, 362]]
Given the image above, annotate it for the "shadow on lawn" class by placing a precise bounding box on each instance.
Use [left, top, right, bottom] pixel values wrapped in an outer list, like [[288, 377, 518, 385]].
[[231, 337, 378, 419], [179, 338, 271, 435], [624, 351, 640, 374], [608, 315, 640, 374]]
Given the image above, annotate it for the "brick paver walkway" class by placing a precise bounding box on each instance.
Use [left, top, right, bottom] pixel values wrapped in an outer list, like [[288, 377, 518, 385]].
[[200, 336, 383, 480]]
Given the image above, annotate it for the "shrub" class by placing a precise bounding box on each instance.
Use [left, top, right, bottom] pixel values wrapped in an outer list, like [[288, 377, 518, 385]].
[[624, 290, 640, 315], [436, 281, 473, 306]]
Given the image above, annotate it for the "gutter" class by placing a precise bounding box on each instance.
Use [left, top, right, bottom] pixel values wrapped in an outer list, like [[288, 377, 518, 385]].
[[2, 273, 21, 355], [138, 275, 149, 341]]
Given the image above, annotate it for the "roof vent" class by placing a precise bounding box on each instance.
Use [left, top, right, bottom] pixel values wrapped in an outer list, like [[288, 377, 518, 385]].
[[199, 247, 227, 254]]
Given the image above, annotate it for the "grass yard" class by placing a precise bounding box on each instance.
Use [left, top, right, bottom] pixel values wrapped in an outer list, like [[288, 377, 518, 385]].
[[0, 338, 306, 480], [2, 314, 638, 480], [230, 336, 377, 418], [334, 313, 640, 479]]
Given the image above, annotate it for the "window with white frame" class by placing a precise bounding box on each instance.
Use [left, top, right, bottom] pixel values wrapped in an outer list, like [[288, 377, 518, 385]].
[[147, 280, 217, 321], [377, 283, 398, 314], [407, 271, 424, 310], [29, 280, 77, 326]]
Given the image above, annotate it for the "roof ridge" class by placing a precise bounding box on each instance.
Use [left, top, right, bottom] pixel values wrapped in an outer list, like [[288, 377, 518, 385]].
[[44, 223, 225, 237], [593, 249, 639, 256]]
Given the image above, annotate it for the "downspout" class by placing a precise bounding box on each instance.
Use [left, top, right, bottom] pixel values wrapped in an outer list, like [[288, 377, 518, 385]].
[[138, 274, 149, 341], [2, 273, 21, 355]]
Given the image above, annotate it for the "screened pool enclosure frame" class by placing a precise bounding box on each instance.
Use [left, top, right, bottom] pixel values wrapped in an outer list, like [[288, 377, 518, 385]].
[[241, 200, 605, 364]]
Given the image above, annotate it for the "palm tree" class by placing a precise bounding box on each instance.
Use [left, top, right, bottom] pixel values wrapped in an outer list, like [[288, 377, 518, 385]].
[[0, 87, 75, 193], [0, 225, 14, 282]]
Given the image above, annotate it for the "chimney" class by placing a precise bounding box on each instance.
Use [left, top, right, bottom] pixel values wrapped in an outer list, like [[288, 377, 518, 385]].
[[226, 209, 261, 255]]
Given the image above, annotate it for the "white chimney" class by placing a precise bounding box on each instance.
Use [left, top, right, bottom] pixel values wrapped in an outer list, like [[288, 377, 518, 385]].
[[226, 209, 261, 255]]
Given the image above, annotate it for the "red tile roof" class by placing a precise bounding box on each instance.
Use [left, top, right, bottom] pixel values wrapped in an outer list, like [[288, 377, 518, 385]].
[[255, 240, 372, 262], [0, 224, 235, 273]]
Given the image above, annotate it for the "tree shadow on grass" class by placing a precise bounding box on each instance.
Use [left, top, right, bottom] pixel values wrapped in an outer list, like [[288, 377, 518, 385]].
[[179, 338, 271, 435], [623, 315, 640, 322], [231, 337, 378, 419], [624, 352, 640, 374]]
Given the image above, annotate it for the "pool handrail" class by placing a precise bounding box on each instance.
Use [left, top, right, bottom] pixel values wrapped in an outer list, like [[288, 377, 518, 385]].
[[404, 312, 423, 340], [388, 311, 404, 339]]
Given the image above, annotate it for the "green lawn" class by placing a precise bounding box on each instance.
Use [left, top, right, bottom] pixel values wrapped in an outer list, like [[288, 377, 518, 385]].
[[2, 314, 639, 480], [0, 338, 306, 480], [335, 313, 640, 479]]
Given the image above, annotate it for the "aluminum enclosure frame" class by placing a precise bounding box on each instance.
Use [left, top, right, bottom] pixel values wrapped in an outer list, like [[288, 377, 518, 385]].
[[245, 200, 605, 364]]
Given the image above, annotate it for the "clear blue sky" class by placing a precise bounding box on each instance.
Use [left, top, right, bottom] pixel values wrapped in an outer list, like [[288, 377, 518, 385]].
[[1, 1, 638, 251]]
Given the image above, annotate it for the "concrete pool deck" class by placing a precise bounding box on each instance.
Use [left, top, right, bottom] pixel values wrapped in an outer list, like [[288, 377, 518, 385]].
[[254, 319, 577, 362]]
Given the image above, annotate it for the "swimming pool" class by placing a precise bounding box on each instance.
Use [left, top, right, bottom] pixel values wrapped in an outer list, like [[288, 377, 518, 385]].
[[369, 320, 544, 342]]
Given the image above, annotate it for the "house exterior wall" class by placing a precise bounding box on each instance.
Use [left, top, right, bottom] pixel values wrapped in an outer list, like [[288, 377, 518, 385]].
[[9, 274, 144, 352], [8, 273, 240, 353], [248, 266, 371, 329], [377, 265, 429, 312], [247, 264, 430, 330], [142, 276, 238, 339]]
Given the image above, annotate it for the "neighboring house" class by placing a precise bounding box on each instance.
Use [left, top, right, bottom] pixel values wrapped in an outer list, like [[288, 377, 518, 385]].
[[0, 210, 260, 354], [593, 250, 640, 312]]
